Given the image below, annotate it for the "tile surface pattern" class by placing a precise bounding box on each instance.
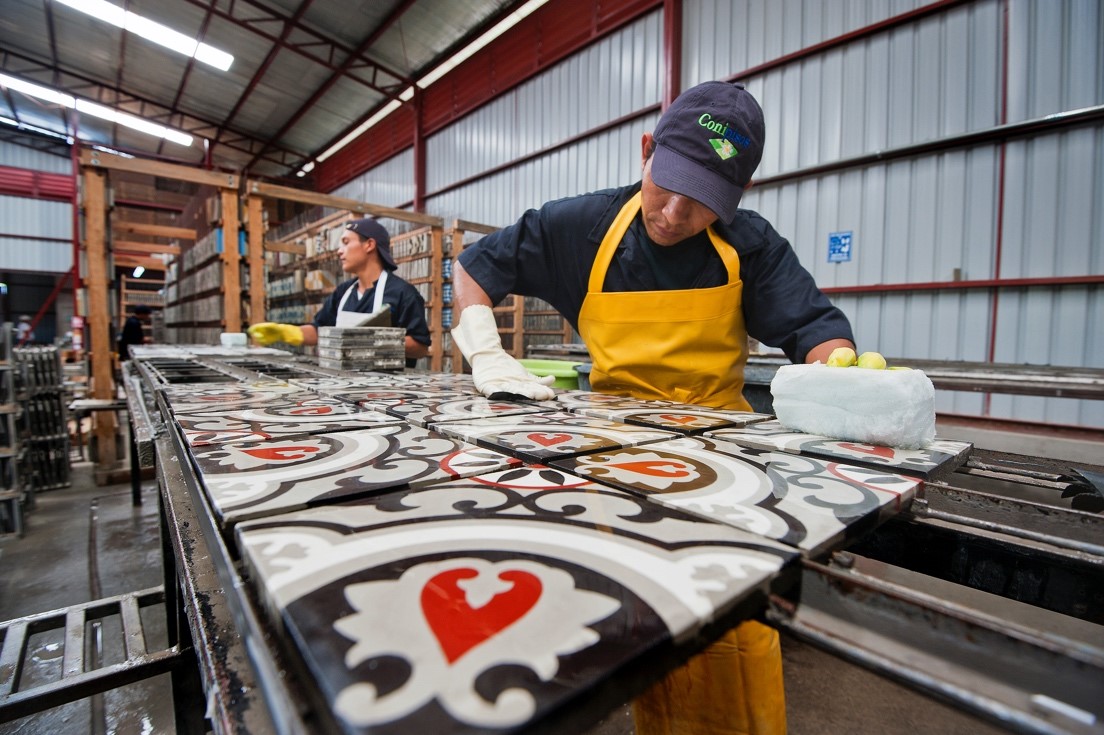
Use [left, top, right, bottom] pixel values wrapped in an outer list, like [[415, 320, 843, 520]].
[[432, 410, 678, 462], [706, 420, 972, 478], [550, 436, 919, 556], [189, 424, 521, 525], [174, 400, 403, 447], [141, 353, 930, 735], [236, 465, 796, 734]]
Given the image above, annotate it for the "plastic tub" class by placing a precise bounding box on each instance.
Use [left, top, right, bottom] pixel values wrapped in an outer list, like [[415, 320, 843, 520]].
[[518, 359, 581, 390]]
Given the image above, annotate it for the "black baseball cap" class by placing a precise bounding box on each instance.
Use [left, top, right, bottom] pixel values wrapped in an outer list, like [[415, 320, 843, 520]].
[[345, 217, 396, 271], [651, 81, 765, 223]]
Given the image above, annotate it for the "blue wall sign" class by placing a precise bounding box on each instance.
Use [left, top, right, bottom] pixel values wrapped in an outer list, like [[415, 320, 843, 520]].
[[828, 231, 853, 263]]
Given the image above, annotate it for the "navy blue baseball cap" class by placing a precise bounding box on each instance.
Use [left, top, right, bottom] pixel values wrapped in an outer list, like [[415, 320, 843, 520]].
[[651, 81, 765, 223], [345, 217, 397, 271]]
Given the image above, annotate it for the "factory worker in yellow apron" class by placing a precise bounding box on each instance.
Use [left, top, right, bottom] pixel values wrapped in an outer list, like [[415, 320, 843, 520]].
[[453, 81, 855, 734]]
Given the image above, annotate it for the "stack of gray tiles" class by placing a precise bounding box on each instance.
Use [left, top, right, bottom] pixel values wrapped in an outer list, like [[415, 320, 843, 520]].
[[317, 326, 405, 371]]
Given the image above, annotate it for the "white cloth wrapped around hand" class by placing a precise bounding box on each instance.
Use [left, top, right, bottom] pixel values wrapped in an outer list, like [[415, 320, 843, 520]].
[[770, 363, 936, 449], [451, 304, 556, 401]]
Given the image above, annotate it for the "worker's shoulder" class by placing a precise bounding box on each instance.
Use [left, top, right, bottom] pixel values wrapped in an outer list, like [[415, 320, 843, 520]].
[[715, 208, 784, 254], [540, 184, 636, 245], [540, 184, 634, 220]]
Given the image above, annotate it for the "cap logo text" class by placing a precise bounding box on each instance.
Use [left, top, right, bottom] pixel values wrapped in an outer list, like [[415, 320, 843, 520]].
[[698, 113, 750, 160]]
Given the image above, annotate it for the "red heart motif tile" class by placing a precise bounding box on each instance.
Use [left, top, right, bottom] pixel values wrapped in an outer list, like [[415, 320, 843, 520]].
[[527, 432, 572, 447], [421, 567, 541, 664], [242, 446, 322, 461], [657, 414, 701, 425], [838, 442, 895, 458], [611, 459, 693, 478]]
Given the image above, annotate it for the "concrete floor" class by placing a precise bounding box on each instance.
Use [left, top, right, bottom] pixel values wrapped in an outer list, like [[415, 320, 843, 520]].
[[0, 460, 1010, 735]]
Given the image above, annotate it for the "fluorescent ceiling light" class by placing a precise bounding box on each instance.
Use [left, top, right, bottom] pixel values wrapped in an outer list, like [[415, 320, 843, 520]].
[[55, 0, 234, 71], [418, 0, 549, 89], [314, 0, 549, 163], [0, 116, 75, 143], [132, 265, 145, 278], [0, 72, 193, 146], [316, 99, 401, 162]]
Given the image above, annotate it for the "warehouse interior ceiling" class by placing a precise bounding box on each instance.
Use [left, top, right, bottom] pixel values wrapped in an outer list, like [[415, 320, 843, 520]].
[[0, 0, 529, 181]]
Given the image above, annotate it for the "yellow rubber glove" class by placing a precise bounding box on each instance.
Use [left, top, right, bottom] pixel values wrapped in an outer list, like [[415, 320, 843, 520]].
[[247, 322, 304, 346]]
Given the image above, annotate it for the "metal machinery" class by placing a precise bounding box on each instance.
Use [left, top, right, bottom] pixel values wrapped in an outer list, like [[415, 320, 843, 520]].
[[7, 347, 1098, 734]]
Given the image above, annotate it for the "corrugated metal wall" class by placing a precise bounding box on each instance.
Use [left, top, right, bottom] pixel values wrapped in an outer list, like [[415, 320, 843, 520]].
[[0, 140, 74, 274], [709, 0, 1104, 428], [423, 12, 661, 228], [337, 0, 1103, 429], [0, 194, 72, 274], [0, 139, 71, 175]]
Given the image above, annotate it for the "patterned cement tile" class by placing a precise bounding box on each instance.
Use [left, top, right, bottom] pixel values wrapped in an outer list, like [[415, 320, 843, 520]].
[[405, 373, 479, 391], [158, 381, 314, 414], [550, 436, 919, 557], [174, 400, 404, 447], [433, 410, 677, 463], [568, 404, 772, 435], [382, 395, 547, 428], [706, 420, 973, 480], [289, 374, 424, 395], [189, 424, 521, 527], [540, 391, 674, 413], [350, 388, 468, 411], [235, 464, 796, 735]]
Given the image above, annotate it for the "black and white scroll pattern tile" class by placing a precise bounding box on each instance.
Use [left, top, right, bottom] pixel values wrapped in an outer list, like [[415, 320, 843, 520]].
[[234, 465, 796, 735], [705, 420, 972, 479], [159, 381, 316, 414], [542, 391, 674, 413], [569, 403, 772, 435], [407, 372, 479, 391], [189, 424, 521, 526], [550, 436, 919, 557], [350, 388, 469, 411], [383, 395, 547, 428], [433, 410, 677, 463], [288, 374, 424, 395], [174, 400, 404, 447]]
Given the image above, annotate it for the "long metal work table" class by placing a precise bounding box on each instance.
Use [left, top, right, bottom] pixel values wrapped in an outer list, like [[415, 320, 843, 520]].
[[125, 347, 1104, 735]]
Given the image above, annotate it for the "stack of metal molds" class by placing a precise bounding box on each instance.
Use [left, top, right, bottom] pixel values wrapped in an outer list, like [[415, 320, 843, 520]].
[[317, 326, 405, 371]]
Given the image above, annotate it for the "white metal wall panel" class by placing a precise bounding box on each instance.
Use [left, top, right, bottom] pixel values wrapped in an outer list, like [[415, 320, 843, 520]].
[[362, 150, 417, 210], [745, 2, 1002, 179], [0, 140, 72, 174], [741, 145, 1000, 290], [424, 11, 662, 216], [999, 128, 1104, 280], [1007, 0, 1103, 123], [430, 120, 657, 230], [723, 0, 1102, 428], [344, 0, 1103, 429], [334, 148, 417, 210], [0, 195, 72, 273], [684, 0, 931, 93]]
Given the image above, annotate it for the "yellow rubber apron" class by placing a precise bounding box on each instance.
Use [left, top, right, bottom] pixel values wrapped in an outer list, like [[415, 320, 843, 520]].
[[577, 192, 785, 735], [578, 192, 751, 411]]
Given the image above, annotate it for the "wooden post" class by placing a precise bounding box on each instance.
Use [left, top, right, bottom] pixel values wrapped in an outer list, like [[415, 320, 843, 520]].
[[220, 188, 241, 332], [245, 195, 266, 327], [82, 166, 117, 465]]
